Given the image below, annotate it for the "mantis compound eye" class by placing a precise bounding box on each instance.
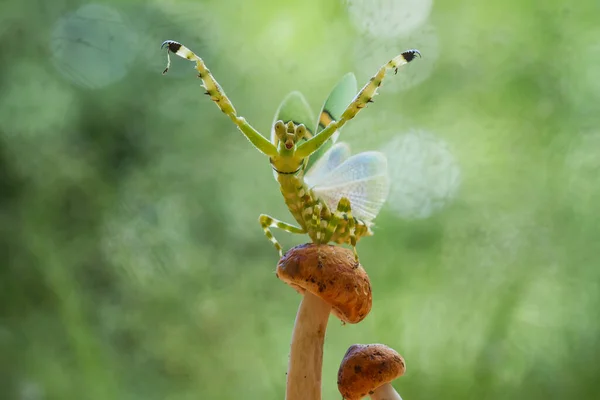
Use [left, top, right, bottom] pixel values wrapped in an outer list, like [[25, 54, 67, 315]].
[[295, 125, 307, 141]]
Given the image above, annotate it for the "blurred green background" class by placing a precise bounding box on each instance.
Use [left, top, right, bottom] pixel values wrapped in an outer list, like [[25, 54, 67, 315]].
[[2, 0, 600, 399]]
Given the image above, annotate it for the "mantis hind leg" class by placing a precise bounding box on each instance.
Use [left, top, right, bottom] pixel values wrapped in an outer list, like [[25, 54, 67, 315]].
[[259, 214, 306, 257], [323, 197, 359, 262]]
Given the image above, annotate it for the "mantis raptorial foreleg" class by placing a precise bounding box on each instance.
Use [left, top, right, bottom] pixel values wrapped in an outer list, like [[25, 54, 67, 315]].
[[296, 49, 421, 159], [259, 214, 306, 257], [162, 41, 278, 157]]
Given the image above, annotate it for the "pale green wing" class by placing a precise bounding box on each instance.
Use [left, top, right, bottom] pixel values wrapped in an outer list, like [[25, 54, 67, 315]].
[[309, 151, 390, 222], [271, 91, 315, 146], [305, 73, 357, 172], [304, 142, 352, 184]]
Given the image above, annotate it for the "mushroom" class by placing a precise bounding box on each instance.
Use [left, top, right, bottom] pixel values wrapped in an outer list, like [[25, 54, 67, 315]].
[[277, 243, 372, 400], [337, 344, 406, 400]]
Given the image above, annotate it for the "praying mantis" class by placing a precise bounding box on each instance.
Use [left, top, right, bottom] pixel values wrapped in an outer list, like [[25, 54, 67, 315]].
[[161, 40, 420, 260]]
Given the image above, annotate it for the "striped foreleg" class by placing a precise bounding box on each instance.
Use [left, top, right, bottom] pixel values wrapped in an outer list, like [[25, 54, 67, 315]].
[[162, 41, 236, 117], [259, 214, 306, 257], [338, 49, 421, 128], [296, 49, 420, 159], [161, 41, 277, 157]]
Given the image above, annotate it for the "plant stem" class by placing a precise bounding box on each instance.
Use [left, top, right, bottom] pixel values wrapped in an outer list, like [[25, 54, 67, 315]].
[[286, 291, 332, 400]]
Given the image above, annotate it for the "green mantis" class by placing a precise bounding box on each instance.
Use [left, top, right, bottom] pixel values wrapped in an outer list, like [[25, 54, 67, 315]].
[[161, 40, 420, 260]]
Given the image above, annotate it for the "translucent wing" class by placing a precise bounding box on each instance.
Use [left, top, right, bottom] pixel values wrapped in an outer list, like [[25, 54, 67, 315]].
[[304, 142, 352, 184], [308, 151, 390, 222], [306, 73, 358, 172]]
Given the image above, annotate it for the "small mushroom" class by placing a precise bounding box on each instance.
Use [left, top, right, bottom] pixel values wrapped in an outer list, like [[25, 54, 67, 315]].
[[337, 344, 406, 400], [277, 243, 372, 400]]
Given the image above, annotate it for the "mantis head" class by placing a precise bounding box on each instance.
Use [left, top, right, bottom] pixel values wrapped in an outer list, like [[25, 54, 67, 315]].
[[269, 120, 311, 175]]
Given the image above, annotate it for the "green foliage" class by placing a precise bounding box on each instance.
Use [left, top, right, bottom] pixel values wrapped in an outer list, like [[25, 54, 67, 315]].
[[1, 0, 600, 399]]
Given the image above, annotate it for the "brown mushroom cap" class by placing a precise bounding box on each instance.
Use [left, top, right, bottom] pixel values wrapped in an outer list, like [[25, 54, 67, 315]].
[[337, 344, 406, 400], [276, 243, 372, 324]]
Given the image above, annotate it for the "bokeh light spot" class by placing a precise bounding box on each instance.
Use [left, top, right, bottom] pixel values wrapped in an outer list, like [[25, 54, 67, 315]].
[[382, 129, 461, 219], [346, 0, 433, 38], [354, 24, 439, 92], [50, 4, 138, 89]]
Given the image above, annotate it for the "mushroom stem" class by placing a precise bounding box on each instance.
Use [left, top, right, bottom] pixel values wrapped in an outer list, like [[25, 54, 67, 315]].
[[286, 291, 332, 400], [371, 383, 402, 400], [278, 244, 372, 400]]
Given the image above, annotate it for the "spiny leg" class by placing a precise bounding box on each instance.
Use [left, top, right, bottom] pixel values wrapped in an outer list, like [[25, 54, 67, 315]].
[[338, 49, 421, 127], [296, 49, 420, 159], [161, 41, 277, 157], [346, 213, 358, 261], [259, 214, 306, 257], [308, 203, 323, 243], [322, 197, 359, 261], [162, 41, 236, 117]]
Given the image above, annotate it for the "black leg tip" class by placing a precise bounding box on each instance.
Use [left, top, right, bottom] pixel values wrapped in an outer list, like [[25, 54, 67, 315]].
[[402, 49, 421, 62], [161, 40, 182, 53]]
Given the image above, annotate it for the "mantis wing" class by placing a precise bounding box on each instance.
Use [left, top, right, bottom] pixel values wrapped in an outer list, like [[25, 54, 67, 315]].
[[308, 151, 390, 222], [304, 142, 352, 184], [306, 73, 358, 172], [270, 73, 357, 179], [271, 91, 315, 145]]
